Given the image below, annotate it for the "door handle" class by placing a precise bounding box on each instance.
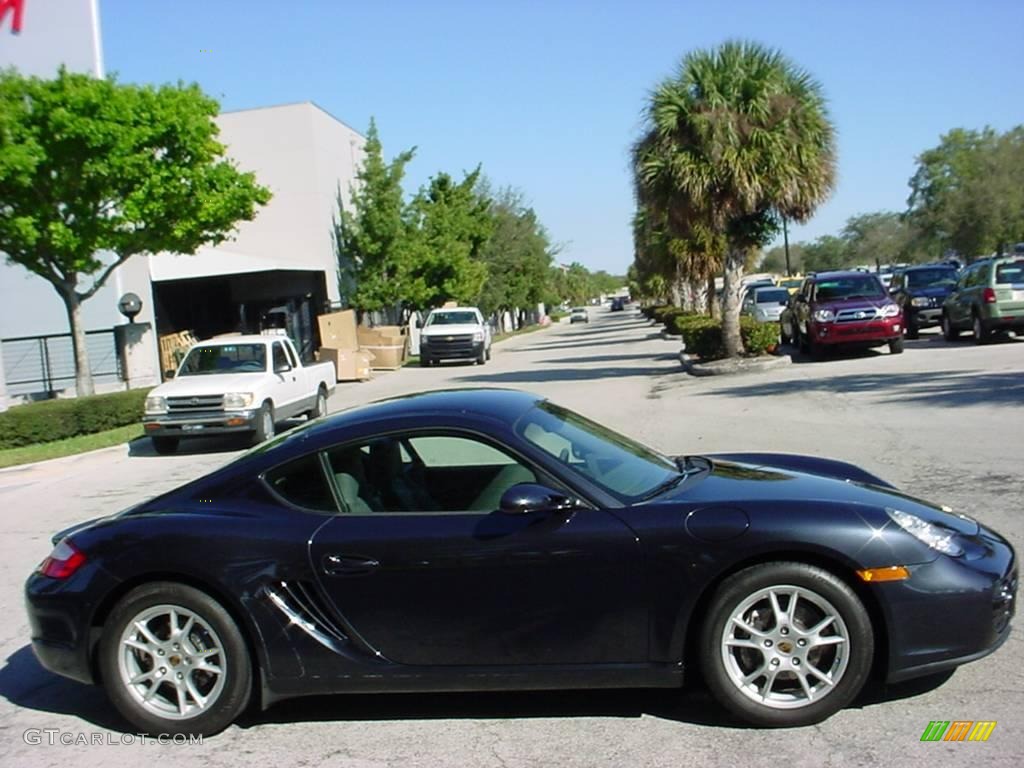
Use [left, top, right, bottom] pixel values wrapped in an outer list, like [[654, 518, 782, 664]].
[[323, 554, 380, 576]]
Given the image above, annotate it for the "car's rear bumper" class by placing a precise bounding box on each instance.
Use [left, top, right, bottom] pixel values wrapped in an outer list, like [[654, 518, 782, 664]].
[[810, 316, 902, 346], [143, 410, 257, 437], [981, 307, 1024, 330], [882, 526, 1016, 683]]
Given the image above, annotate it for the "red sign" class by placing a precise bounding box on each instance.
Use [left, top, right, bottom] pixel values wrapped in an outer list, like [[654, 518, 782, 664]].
[[0, 0, 24, 34]]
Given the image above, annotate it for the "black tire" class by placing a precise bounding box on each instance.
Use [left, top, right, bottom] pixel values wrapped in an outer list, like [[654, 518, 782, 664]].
[[942, 313, 960, 342], [798, 327, 810, 354], [98, 582, 252, 736], [151, 436, 179, 455], [699, 562, 873, 728], [420, 355, 432, 367], [251, 401, 274, 446], [308, 386, 328, 419], [477, 351, 487, 365], [972, 313, 990, 345], [779, 320, 791, 346], [486, 345, 492, 360], [904, 317, 919, 340], [889, 337, 905, 354]]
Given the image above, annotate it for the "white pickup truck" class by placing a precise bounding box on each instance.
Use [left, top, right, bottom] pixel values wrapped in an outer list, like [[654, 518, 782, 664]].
[[419, 306, 492, 366], [143, 335, 336, 454]]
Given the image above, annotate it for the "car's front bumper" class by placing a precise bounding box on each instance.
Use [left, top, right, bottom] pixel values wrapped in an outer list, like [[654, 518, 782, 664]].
[[142, 410, 257, 438], [420, 340, 485, 361], [881, 526, 1016, 682], [906, 306, 943, 327], [810, 316, 902, 347]]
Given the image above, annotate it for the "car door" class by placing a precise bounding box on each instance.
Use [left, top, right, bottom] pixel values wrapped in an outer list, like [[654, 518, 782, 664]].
[[308, 431, 647, 668], [950, 265, 976, 328], [271, 341, 304, 417]]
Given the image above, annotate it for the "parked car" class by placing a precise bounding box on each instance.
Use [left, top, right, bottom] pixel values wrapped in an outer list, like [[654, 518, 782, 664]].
[[142, 336, 336, 454], [742, 286, 790, 324], [781, 271, 903, 357], [889, 264, 960, 339], [419, 307, 492, 366], [776, 275, 804, 295], [570, 307, 590, 324], [26, 389, 1016, 735], [942, 256, 1024, 343], [610, 297, 626, 312]]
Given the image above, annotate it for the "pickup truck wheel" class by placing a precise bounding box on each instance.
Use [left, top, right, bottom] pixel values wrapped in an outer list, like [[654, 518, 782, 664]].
[[310, 387, 328, 419], [420, 355, 432, 367], [485, 346, 492, 361], [477, 351, 487, 365], [252, 403, 274, 446], [152, 436, 179, 455]]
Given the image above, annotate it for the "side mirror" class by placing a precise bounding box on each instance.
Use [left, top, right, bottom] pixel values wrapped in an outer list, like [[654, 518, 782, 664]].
[[164, 369, 176, 379], [499, 483, 576, 515]]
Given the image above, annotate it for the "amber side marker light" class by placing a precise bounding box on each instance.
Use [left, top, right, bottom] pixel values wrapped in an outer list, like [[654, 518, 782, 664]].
[[856, 566, 910, 583]]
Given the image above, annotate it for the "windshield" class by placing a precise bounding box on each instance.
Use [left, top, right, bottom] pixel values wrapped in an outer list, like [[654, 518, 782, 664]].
[[995, 260, 1024, 285], [814, 276, 885, 301], [178, 344, 267, 375], [778, 279, 802, 290], [426, 311, 477, 326], [906, 268, 957, 288], [516, 401, 679, 501], [754, 288, 789, 304]]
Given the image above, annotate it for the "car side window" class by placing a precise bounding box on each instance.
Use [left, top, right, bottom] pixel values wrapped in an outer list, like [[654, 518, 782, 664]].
[[325, 434, 537, 514], [264, 454, 337, 512], [272, 343, 289, 371], [284, 342, 299, 368]]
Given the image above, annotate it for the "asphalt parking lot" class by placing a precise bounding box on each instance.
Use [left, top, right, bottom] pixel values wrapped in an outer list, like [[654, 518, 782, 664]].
[[1, 309, 1022, 766]]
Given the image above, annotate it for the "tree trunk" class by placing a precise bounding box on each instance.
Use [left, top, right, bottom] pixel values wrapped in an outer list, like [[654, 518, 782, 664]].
[[721, 246, 746, 358], [59, 289, 95, 397], [706, 274, 720, 319]]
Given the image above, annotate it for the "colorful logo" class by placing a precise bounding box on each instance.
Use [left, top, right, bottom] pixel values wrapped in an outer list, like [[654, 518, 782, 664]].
[[920, 721, 997, 742], [0, 0, 24, 35]]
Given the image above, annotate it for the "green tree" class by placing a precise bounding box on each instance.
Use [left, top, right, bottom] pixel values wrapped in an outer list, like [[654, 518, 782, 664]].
[[801, 235, 848, 272], [842, 211, 923, 267], [336, 118, 416, 313], [402, 168, 492, 310], [0, 68, 270, 396], [635, 41, 837, 356]]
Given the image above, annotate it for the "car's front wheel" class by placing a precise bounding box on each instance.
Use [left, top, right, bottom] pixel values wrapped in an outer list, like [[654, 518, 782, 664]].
[[251, 402, 274, 445], [699, 562, 873, 727], [98, 582, 252, 736], [889, 337, 904, 354]]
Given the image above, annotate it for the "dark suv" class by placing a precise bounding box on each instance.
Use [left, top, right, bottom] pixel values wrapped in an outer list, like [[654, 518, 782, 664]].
[[942, 255, 1024, 343], [781, 271, 903, 358], [889, 263, 959, 339]]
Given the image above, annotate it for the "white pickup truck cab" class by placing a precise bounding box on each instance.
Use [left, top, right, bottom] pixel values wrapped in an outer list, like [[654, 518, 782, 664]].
[[143, 335, 336, 454], [419, 307, 492, 366]]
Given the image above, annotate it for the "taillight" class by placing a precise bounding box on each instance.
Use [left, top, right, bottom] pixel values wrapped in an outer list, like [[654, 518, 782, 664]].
[[983, 287, 997, 304], [38, 539, 87, 579]]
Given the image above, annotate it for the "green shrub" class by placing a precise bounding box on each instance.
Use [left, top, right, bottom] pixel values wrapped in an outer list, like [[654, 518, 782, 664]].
[[673, 315, 780, 360], [661, 308, 700, 335], [0, 388, 151, 449]]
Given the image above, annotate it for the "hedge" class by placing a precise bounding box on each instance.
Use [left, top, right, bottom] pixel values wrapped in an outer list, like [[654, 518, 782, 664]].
[[673, 315, 779, 360], [0, 388, 151, 449]]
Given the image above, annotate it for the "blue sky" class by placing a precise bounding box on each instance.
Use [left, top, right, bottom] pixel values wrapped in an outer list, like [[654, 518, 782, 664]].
[[101, 0, 1023, 274]]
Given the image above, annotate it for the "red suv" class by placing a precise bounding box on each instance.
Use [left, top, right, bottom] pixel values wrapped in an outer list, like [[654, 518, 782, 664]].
[[781, 271, 904, 357]]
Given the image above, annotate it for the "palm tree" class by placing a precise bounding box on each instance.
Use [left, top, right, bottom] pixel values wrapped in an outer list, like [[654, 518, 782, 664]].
[[635, 41, 836, 356]]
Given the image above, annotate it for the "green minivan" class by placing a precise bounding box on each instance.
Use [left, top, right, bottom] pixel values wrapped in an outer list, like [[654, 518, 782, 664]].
[[942, 256, 1024, 343]]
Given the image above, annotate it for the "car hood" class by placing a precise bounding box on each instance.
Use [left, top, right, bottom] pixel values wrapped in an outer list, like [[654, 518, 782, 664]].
[[678, 453, 979, 536], [422, 324, 481, 337], [814, 296, 892, 312], [908, 284, 955, 298], [152, 372, 267, 397]]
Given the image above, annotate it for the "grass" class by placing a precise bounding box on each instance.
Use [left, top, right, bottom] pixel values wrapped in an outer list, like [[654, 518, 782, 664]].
[[493, 322, 550, 343], [0, 424, 144, 469]]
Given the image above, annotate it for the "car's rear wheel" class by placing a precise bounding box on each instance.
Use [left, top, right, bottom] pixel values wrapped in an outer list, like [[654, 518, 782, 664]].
[[889, 337, 904, 354], [309, 386, 328, 419], [151, 436, 179, 455], [98, 582, 252, 736], [942, 313, 960, 341], [973, 313, 991, 345], [699, 562, 873, 727]]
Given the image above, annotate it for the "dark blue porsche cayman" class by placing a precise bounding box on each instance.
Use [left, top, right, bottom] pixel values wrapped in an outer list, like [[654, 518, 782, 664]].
[[25, 389, 1016, 735]]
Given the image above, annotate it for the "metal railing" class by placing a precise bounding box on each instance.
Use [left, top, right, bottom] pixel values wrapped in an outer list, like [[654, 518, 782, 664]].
[[1, 329, 123, 398]]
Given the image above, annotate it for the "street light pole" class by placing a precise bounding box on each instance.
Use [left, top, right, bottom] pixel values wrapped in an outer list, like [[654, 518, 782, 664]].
[[783, 216, 792, 276]]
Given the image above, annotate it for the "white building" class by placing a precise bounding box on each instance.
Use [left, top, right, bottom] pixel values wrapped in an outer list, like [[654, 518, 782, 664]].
[[0, 0, 364, 406]]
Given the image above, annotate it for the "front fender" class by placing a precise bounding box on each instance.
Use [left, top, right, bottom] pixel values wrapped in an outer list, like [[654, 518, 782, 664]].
[[705, 452, 894, 489]]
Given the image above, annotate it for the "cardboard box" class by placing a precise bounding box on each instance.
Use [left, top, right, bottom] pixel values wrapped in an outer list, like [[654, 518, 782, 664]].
[[318, 347, 373, 381], [357, 327, 408, 361], [317, 310, 359, 351], [361, 344, 404, 370]]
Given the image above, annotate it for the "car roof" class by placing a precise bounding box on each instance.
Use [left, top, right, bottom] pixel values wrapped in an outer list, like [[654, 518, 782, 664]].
[[429, 307, 479, 313], [809, 270, 881, 281], [904, 263, 958, 272], [194, 334, 280, 345]]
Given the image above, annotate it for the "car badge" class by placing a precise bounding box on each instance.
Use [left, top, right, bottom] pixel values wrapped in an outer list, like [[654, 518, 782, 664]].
[[446, 336, 454, 341], [190, 397, 200, 405], [855, 311, 866, 319]]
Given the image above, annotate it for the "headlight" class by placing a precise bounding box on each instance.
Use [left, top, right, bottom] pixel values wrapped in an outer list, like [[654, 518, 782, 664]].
[[887, 508, 964, 557], [911, 297, 931, 307], [472, 330, 484, 342], [223, 392, 254, 409], [813, 309, 835, 323], [880, 303, 901, 318], [144, 396, 167, 414]]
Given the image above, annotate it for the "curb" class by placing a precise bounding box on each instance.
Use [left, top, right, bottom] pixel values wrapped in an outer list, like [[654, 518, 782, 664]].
[[0, 439, 135, 477], [680, 352, 791, 377]]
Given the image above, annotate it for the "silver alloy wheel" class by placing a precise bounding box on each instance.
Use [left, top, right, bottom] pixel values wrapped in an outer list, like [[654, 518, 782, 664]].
[[315, 391, 327, 418], [117, 604, 227, 720], [720, 584, 850, 710]]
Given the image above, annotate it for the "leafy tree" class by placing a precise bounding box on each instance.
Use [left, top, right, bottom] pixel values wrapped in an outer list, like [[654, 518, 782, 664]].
[[842, 211, 925, 267], [801, 235, 849, 272], [760, 243, 806, 274], [635, 41, 836, 356], [476, 186, 553, 316], [0, 68, 271, 396], [402, 168, 491, 310], [336, 118, 415, 313]]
